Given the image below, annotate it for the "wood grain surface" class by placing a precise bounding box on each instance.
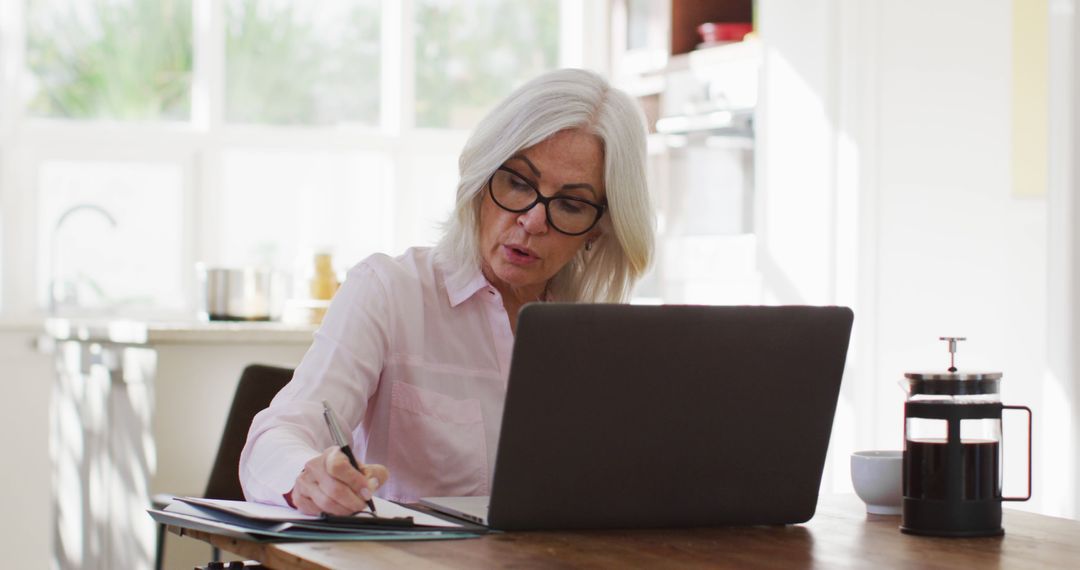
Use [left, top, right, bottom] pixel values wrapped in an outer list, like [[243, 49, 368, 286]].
[[171, 495, 1080, 569]]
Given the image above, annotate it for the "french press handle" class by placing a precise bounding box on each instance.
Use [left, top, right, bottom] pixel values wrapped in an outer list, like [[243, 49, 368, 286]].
[[1002, 405, 1032, 502]]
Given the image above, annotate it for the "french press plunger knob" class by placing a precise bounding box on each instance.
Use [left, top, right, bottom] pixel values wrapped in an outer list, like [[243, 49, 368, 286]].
[[938, 336, 965, 372]]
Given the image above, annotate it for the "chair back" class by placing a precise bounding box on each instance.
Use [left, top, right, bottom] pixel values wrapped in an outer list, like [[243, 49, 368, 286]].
[[202, 364, 294, 500]]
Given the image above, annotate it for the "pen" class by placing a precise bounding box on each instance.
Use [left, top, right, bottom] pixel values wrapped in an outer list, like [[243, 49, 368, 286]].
[[321, 400, 377, 514]]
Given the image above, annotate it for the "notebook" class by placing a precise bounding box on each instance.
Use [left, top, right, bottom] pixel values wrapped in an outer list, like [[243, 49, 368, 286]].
[[421, 304, 854, 530], [147, 496, 483, 542]]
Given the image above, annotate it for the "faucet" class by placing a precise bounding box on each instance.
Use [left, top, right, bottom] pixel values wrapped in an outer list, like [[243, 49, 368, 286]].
[[49, 203, 118, 315]]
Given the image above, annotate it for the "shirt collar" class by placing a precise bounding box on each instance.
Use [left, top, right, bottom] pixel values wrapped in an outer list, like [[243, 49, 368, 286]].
[[440, 254, 490, 308]]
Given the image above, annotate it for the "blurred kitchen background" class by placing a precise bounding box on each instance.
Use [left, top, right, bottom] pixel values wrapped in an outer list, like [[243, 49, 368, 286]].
[[1, 0, 1078, 568]]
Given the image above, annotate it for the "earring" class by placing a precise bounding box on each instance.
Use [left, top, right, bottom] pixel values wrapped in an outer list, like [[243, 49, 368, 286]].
[[585, 240, 594, 252]]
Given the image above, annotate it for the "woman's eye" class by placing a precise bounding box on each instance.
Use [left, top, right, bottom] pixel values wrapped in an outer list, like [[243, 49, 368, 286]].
[[554, 200, 585, 215], [509, 177, 533, 192]]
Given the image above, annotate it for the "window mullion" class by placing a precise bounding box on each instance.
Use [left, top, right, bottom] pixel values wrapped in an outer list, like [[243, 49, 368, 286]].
[[387, 0, 415, 134], [388, 0, 414, 254], [558, 0, 583, 69], [191, 0, 224, 131], [192, 0, 226, 284], [573, 0, 610, 72]]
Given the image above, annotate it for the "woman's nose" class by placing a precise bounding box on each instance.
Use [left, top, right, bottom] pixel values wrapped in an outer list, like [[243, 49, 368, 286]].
[[518, 203, 549, 234]]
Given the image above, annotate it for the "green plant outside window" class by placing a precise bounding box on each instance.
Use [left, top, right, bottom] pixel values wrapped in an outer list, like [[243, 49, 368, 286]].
[[25, 0, 193, 120], [225, 0, 381, 126], [414, 0, 560, 129]]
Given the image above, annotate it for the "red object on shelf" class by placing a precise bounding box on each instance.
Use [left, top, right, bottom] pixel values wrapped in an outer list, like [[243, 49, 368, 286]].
[[697, 22, 754, 44]]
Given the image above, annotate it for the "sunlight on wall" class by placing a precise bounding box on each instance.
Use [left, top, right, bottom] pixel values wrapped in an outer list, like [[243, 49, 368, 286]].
[[831, 127, 867, 494], [759, 15, 862, 496], [758, 42, 834, 306], [1042, 369, 1076, 517]]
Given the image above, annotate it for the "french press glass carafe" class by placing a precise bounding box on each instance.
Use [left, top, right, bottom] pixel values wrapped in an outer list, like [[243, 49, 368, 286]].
[[901, 337, 1032, 537]]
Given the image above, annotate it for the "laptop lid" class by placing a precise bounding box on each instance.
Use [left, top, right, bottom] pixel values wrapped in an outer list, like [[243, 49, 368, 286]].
[[484, 304, 853, 530]]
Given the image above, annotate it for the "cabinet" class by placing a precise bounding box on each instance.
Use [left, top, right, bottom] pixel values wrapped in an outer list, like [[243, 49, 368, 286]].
[[50, 341, 156, 570]]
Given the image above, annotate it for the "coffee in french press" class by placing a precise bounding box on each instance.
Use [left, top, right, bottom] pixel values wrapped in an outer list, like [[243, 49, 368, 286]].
[[900, 337, 1032, 537]]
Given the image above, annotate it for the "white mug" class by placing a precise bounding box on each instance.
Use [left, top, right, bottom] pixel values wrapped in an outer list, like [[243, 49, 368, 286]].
[[851, 450, 903, 515]]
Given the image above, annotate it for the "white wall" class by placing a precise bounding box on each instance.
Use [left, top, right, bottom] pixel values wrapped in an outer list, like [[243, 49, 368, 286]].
[[756, 0, 835, 306], [873, 0, 1052, 515], [761, 0, 1070, 517]]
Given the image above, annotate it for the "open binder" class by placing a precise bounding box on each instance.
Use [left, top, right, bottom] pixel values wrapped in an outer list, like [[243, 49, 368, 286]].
[[148, 496, 485, 542]]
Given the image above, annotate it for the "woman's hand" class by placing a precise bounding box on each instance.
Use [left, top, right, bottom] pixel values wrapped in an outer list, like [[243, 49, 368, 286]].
[[289, 446, 390, 516]]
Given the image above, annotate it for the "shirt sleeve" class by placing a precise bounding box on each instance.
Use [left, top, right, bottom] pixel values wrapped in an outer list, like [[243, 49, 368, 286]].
[[239, 259, 392, 505]]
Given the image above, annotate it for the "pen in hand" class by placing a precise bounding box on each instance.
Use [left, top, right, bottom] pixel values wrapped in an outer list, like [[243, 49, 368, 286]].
[[322, 400, 377, 515]]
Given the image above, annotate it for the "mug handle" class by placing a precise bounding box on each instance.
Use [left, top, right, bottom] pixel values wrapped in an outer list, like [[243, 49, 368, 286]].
[[1002, 405, 1032, 502]]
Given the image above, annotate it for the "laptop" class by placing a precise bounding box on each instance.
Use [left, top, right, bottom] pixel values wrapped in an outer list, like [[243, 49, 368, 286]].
[[421, 304, 854, 530]]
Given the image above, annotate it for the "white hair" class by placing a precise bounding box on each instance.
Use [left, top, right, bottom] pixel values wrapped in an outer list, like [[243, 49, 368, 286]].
[[434, 68, 655, 303]]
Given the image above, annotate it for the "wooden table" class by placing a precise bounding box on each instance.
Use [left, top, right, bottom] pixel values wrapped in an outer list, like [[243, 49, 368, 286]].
[[169, 495, 1080, 569]]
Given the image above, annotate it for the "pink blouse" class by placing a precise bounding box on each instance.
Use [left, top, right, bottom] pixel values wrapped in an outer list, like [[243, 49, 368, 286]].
[[239, 247, 514, 504]]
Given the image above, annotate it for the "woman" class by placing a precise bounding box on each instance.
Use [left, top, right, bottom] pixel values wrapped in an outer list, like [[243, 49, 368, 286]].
[[239, 68, 655, 515]]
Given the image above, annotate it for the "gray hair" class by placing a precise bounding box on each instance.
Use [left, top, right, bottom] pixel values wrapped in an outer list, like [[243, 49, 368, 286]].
[[434, 68, 655, 303]]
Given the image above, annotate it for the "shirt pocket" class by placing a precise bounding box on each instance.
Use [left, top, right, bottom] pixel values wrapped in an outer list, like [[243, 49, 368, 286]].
[[387, 381, 488, 501]]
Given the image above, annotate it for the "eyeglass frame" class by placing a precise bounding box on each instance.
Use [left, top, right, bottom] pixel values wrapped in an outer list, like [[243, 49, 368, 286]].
[[486, 165, 607, 236]]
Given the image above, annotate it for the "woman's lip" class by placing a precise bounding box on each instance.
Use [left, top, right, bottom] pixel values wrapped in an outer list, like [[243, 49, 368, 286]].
[[505, 244, 538, 258], [503, 244, 540, 264]]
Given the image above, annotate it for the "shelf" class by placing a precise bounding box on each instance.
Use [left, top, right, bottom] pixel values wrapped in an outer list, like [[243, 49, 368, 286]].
[[655, 107, 753, 136], [670, 0, 754, 56]]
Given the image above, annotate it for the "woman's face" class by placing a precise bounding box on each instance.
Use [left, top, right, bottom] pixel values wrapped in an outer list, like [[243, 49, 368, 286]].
[[478, 128, 605, 300]]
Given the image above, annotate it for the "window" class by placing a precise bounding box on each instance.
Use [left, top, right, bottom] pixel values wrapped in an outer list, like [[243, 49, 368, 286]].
[[25, 0, 194, 121], [395, 151, 460, 247], [0, 1, 592, 316], [413, 0, 559, 129], [216, 149, 393, 271], [36, 160, 186, 312], [224, 0, 381, 126]]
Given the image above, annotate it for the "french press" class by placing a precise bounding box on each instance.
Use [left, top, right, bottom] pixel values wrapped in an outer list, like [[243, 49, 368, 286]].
[[900, 337, 1032, 537]]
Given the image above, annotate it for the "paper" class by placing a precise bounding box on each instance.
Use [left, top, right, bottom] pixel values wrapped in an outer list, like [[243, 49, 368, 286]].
[[177, 498, 322, 521], [176, 497, 464, 529]]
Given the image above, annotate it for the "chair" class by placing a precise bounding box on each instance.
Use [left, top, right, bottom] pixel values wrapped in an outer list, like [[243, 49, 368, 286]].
[[153, 364, 294, 570]]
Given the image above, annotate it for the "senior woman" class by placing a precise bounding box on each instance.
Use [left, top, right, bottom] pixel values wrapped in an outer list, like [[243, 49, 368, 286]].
[[239, 68, 655, 516]]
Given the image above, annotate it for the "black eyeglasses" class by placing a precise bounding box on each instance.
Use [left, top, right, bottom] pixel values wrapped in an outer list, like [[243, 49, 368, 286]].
[[487, 166, 606, 236]]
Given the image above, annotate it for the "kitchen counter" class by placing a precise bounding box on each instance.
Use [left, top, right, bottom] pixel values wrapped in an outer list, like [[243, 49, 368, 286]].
[[41, 315, 315, 569], [43, 317, 317, 345]]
